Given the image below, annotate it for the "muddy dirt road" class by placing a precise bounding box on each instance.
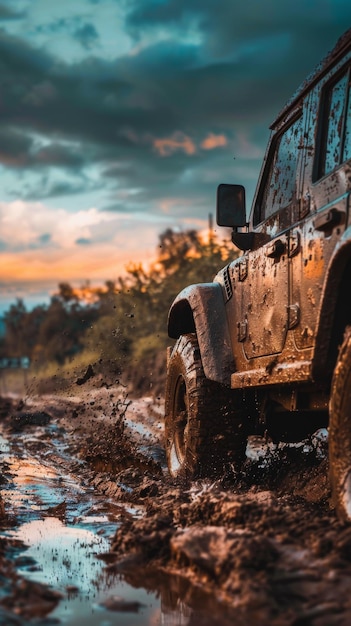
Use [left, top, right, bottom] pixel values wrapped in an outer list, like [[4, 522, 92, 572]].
[[1, 385, 351, 626]]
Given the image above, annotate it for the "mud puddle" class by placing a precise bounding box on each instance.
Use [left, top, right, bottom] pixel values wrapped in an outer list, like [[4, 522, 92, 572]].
[[0, 428, 162, 625], [0, 414, 234, 626], [2, 392, 347, 625]]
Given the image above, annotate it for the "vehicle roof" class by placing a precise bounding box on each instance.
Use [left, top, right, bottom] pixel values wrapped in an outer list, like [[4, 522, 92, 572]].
[[271, 27, 351, 129]]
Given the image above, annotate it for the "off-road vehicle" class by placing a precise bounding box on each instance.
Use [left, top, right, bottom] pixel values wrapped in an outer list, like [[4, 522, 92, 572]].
[[164, 28, 351, 521]]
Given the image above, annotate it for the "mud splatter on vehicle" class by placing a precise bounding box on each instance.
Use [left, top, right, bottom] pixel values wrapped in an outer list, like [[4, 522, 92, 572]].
[[164, 27, 351, 525]]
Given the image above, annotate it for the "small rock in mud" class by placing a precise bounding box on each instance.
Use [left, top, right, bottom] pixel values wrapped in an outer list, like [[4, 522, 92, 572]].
[[14, 555, 37, 569], [1, 579, 63, 619], [170, 526, 278, 579], [45, 501, 67, 521], [65, 585, 79, 595], [76, 364, 95, 385], [100, 595, 145, 613]]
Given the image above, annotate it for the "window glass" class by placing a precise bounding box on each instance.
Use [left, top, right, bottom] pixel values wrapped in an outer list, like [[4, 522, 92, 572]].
[[323, 73, 348, 175], [342, 83, 351, 162], [259, 115, 303, 221], [316, 67, 351, 179]]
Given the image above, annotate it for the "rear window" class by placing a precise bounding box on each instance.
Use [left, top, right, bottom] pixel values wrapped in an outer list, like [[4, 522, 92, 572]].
[[314, 65, 351, 180]]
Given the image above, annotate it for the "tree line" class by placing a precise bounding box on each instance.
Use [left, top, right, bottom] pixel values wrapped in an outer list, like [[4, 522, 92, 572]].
[[0, 228, 237, 383]]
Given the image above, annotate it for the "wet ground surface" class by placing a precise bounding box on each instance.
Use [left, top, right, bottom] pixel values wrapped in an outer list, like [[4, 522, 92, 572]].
[[1, 387, 351, 625], [0, 390, 164, 625]]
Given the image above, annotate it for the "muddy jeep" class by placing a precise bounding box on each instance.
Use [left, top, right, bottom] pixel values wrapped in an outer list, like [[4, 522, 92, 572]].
[[164, 28, 351, 521]]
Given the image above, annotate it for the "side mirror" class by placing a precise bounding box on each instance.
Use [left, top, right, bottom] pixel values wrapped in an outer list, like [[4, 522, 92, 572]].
[[216, 184, 247, 228]]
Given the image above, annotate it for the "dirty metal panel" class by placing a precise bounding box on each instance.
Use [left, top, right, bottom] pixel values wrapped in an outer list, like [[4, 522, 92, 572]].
[[239, 237, 289, 359], [231, 359, 312, 389], [291, 193, 349, 350]]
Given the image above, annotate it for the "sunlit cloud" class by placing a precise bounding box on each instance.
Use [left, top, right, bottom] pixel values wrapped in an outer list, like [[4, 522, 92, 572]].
[[0, 201, 115, 250], [153, 131, 228, 158], [153, 132, 196, 156], [200, 133, 227, 150], [0, 199, 208, 295], [0, 200, 161, 285], [0, 243, 155, 283]]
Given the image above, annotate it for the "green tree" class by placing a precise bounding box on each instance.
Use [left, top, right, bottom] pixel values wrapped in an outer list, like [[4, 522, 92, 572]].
[[86, 228, 237, 371], [1, 228, 237, 384], [3, 299, 47, 359]]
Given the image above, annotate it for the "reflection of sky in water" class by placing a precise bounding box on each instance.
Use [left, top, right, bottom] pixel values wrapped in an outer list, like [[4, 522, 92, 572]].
[[0, 428, 193, 625], [15, 517, 109, 592], [14, 516, 163, 625], [0, 434, 10, 454]]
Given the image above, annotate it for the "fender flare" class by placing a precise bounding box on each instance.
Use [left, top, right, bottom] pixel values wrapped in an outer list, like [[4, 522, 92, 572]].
[[313, 230, 351, 378], [167, 282, 234, 386]]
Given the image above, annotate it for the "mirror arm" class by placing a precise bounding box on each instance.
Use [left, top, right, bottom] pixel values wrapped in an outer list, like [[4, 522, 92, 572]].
[[231, 230, 271, 251]]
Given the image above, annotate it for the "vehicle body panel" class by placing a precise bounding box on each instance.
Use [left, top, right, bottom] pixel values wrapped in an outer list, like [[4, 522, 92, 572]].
[[167, 28, 351, 401]]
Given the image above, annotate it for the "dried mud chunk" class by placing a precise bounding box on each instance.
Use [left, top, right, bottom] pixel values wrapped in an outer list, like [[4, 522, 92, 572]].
[[10, 411, 51, 431], [0, 397, 14, 419], [100, 595, 145, 613], [335, 527, 351, 561], [134, 478, 159, 499], [76, 364, 95, 385], [170, 526, 278, 582], [1, 579, 62, 619], [290, 602, 343, 626]]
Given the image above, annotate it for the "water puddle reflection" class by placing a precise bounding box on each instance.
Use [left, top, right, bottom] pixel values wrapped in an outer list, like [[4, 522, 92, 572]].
[[0, 426, 235, 625], [13, 517, 160, 625]]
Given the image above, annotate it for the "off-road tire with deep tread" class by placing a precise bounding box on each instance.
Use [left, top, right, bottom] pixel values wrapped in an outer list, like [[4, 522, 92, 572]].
[[329, 325, 351, 521], [164, 333, 247, 480]]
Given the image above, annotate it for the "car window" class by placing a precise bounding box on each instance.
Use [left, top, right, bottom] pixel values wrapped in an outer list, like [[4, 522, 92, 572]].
[[254, 115, 303, 225], [343, 80, 351, 163], [315, 66, 351, 179]]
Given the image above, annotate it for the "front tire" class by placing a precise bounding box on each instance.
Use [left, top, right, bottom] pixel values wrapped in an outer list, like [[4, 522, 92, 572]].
[[164, 334, 247, 479], [329, 326, 351, 521]]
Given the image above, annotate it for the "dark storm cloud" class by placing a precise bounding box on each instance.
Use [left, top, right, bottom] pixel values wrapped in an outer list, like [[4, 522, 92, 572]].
[[0, 3, 23, 20], [125, 0, 350, 55], [124, 0, 351, 113], [125, 1, 198, 35], [0, 2, 350, 212], [0, 26, 278, 156], [34, 14, 100, 50], [33, 15, 99, 52], [21, 177, 99, 201], [0, 26, 240, 200], [33, 144, 86, 168], [101, 143, 262, 218], [35, 17, 72, 35], [0, 128, 33, 166], [0, 127, 86, 169], [73, 23, 99, 50]]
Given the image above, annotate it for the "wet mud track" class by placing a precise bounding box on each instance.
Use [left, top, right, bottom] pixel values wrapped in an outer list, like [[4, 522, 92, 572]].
[[1, 390, 351, 625], [0, 392, 164, 625]]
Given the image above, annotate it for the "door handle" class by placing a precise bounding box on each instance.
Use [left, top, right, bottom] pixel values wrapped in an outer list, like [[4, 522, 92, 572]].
[[314, 207, 344, 232], [265, 238, 286, 258]]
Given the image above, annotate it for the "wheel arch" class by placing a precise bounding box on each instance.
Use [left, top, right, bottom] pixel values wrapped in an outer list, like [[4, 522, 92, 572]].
[[167, 282, 234, 386], [314, 235, 351, 381]]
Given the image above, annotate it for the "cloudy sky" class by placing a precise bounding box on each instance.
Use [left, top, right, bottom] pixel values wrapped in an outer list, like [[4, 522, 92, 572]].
[[0, 0, 350, 313]]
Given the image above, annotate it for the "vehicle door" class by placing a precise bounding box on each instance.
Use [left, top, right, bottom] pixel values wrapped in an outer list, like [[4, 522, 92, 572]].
[[237, 112, 305, 360], [290, 62, 351, 350]]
